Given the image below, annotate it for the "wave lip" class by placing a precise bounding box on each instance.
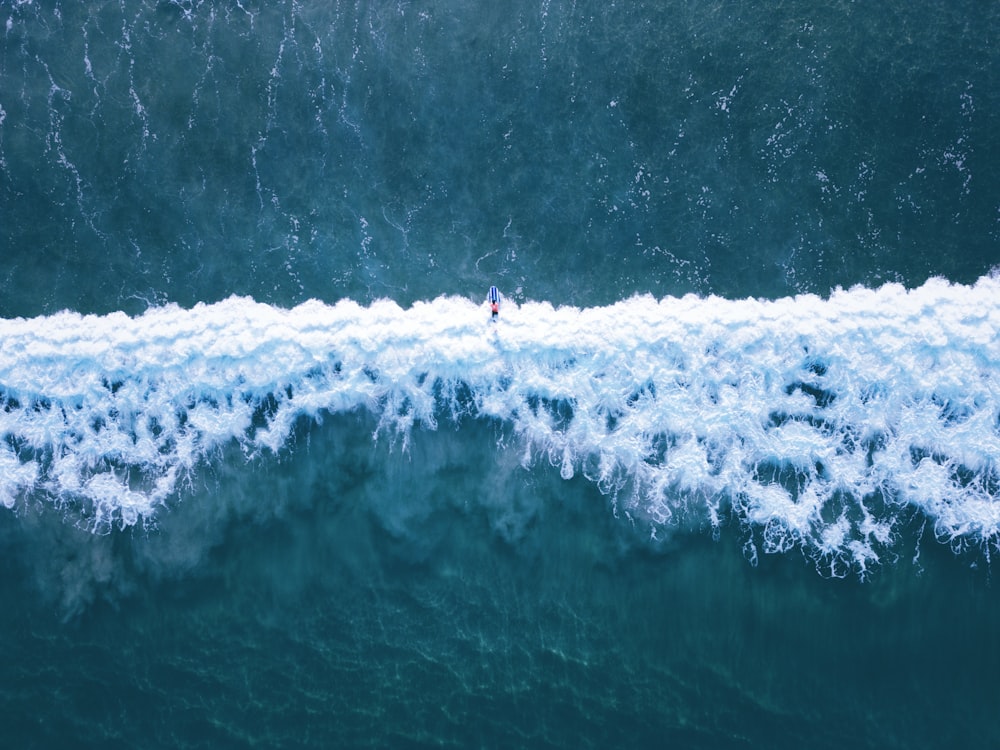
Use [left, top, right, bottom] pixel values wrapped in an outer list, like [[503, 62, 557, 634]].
[[1, 276, 999, 573]]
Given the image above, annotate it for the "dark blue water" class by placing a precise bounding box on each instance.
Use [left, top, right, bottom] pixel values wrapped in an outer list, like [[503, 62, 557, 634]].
[[2, 1, 1000, 747]]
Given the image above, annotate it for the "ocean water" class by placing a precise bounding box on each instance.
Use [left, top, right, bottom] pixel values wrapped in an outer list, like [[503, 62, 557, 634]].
[[2, 0, 999, 748]]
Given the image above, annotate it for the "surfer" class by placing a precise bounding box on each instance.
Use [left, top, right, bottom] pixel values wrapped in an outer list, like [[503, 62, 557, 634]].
[[488, 285, 500, 321]]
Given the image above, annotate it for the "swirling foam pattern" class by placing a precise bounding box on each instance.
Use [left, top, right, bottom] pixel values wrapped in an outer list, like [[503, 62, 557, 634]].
[[1, 276, 998, 571]]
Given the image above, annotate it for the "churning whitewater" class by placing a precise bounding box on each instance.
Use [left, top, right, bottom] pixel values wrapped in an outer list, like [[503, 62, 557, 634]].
[[1, 275, 998, 572]]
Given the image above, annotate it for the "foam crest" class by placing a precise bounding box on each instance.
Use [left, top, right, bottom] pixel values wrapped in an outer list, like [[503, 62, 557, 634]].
[[1, 276, 999, 572]]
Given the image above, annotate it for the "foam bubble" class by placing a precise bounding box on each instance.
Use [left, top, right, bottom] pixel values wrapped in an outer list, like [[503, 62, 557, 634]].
[[1, 276, 999, 572]]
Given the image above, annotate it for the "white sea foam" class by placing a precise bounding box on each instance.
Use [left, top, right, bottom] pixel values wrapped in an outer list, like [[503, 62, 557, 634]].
[[1, 276, 999, 571]]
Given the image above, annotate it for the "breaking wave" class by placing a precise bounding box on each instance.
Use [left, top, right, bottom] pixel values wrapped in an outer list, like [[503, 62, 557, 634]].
[[1, 275, 998, 574]]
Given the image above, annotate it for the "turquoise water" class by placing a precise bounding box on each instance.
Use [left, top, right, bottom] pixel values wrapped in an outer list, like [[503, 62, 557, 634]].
[[2, 1, 1000, 747]]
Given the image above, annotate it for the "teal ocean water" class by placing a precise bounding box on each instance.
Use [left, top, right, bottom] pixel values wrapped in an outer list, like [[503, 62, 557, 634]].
[[2, 1, 1000, 747]]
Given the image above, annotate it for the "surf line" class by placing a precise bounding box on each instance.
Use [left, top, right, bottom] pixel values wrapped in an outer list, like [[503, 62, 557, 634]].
[[0, 276, 997, 567]]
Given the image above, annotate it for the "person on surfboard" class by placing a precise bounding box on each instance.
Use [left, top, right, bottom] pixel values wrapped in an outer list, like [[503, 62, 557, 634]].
[[488, 285, 501, 321]]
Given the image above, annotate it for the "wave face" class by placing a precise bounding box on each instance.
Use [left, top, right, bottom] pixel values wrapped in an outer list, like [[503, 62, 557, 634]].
[[1, 275, 999, 573]]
